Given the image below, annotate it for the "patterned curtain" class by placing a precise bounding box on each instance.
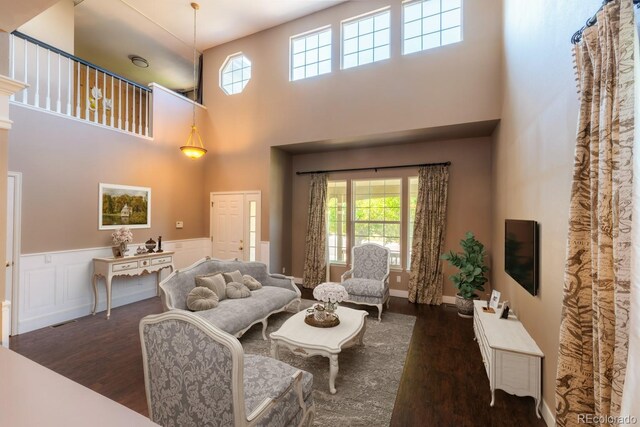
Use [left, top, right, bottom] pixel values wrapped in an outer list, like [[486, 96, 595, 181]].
[[408, 165, 449, 304], [302, 174, 328, 289], [556, 1, 634, 425]]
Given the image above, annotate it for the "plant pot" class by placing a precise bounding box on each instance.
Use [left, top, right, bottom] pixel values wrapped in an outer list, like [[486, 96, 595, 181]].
[[455, 293, 477, 318]]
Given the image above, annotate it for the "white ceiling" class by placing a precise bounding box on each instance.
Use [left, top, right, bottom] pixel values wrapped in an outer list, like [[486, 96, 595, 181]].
[[74, 0, 347, 91]]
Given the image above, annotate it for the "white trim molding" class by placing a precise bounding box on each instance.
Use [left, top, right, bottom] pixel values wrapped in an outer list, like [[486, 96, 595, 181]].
[[541, 398, 555, 427], [16, 238, 211, 334], [1, 301, 10, 348], [0, 74, 28, 130]]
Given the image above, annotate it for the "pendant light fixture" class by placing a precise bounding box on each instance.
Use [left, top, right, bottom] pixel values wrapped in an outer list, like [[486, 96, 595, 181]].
[[180, 2, 207, 159]]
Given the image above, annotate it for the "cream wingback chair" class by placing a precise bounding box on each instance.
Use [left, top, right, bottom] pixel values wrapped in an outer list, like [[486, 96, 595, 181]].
[[139, 311, 315, 427], [340, 243, 391, 321]]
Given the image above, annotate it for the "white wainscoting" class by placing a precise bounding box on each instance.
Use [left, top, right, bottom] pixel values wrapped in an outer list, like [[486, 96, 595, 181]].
[[17, 238, 211, 334], [1, 301, 10, 348]]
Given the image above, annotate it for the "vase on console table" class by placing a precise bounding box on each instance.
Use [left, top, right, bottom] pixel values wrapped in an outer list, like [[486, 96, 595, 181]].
[[119, 242, 129, 257]]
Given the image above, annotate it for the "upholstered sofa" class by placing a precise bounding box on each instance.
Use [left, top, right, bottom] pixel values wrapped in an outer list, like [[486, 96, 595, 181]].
[[159, 257, 301, 339]]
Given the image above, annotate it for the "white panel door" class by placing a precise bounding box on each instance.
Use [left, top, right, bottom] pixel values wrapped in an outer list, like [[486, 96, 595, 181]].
[[211, 194, 245, 260], [5, 176, 14, 304]]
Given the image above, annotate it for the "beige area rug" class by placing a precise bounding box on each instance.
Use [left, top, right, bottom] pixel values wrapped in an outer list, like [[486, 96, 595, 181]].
[[240, 301, 416, 426]]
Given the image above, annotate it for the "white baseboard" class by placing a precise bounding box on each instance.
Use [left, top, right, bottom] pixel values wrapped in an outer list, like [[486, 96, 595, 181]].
[[390, 289, 408, 298], [16, 238, 211, 334], [541, 398, 555, 426], [1, 301, 10, 348], [442, 295, 456, 305]]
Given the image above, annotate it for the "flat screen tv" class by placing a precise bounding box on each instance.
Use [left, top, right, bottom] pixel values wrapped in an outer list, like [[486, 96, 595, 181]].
[[505, 219, 538, 296]]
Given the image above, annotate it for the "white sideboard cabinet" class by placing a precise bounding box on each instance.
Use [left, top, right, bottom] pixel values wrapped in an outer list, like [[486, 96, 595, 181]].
[[473, 300, 544, 418]]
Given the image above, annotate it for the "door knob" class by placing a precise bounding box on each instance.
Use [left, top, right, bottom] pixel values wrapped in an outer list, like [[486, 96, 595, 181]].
[[5, 261, 10, 267]]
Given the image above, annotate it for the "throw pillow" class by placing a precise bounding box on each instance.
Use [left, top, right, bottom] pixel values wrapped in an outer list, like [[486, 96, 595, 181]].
[[243, 274, 262, 290], [226, 282, 251, 299], [186, 287, 219, 311], [195, 273, 227, 301], [223, 270, 244, 284]]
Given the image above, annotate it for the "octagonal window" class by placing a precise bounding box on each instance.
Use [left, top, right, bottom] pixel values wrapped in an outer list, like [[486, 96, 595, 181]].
[[220, 53, 251, 95]]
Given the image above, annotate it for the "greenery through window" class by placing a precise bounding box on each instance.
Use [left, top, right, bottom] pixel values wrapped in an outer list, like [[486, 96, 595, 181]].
[[327, 181, 347, 263], [408, 177, 418, 268], [353, 179, 402, 266]]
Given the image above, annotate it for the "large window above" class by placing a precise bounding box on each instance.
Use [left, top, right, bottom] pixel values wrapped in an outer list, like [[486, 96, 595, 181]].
[[353, 179, 401, 266], [291, 27, 332, 81], [220, 53, 251, 95], [403, 0, 462, 55], [327, 181, 347, 263], [342, 8, 391, 70]]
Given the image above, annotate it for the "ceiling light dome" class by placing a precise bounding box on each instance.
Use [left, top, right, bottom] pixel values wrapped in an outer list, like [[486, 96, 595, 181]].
[[129, 55, 149, 68]]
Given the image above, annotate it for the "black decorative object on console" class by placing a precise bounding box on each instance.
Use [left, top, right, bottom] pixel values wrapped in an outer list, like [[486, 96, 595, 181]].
[[157, 236, 163, 253]]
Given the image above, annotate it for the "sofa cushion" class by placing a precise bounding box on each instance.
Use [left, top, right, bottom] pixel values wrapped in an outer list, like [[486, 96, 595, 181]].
[[194, 287, 298, 335], [226, 282, 251, 299], [244, 354, 313, 422], [342, 278, 385, 298], [243, 275, 262, 290], [223, 270, 244, 284], [196, 273, 227, 301], [186, 287, 219, 311]]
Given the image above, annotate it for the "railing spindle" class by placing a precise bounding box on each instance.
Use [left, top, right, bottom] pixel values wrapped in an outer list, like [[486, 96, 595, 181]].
[[84, 64, 89, 120], [145, 90, 149, 136], [34, 45, 40, 108], [125, 82, 129, 131], [110, 76, 114, 127], [46, 49, 51, 110], [56, 53, 61, 113], [138, 86, 142, 134], [67, 57, 72, 116], [23, 39, 28, 103], [76, 61, 81, 117], [94, 67, 99, 124], [118, 79, 122, 129]]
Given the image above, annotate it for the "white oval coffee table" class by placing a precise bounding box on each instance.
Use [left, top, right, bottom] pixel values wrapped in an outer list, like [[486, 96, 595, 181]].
[[270, 305, 368, 394]]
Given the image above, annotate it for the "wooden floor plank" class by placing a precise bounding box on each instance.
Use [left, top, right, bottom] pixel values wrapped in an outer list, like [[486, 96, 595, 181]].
[[10, 291, 547, 426]]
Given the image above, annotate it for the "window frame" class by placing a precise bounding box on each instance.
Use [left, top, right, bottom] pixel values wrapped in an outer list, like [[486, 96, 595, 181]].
[[219, 52, 252, 95], [327, 180, 348, 264], [340, 6, 392, 70], [289, 25, 333, 82], [351, 178, 403, 268], [401, 0, 463, 56]]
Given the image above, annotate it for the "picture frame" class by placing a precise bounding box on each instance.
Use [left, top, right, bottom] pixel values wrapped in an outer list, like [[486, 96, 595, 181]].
[[500, 301, 511, 319], [98, 183, 151, 230], [489, 290, 501, 310]]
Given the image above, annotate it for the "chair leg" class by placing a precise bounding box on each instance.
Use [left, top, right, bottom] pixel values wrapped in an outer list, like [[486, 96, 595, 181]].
[[386, 298, 390, 308], [376, 304, 383, 322], [261, 319, 268, 340]]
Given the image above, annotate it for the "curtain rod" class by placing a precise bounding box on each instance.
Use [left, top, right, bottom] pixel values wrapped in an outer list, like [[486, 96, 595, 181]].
[[295, 161, 451, 175], [571, 0, 640, 44]]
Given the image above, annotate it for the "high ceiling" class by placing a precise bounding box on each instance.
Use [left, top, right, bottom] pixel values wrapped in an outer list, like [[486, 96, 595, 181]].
[[74, 0, 347, 91]]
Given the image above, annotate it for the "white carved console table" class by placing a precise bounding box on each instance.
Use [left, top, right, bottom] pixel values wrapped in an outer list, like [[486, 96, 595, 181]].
[[92, 251, 174, 319], [473, 300, 544, 417]]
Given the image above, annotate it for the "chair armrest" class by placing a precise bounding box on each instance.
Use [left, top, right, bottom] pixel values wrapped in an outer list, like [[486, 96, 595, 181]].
[[340, 269, 354, 282], [382, 272, 390, 285], [245, 370, 308, 423], [263, 275, 301, 298]]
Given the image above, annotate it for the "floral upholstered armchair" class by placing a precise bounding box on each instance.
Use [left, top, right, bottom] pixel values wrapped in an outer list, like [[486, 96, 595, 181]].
[[139, 311, 315, 427], [340, 243, 391, 321]]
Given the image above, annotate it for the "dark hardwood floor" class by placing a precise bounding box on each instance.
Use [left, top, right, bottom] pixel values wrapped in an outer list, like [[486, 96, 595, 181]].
[[10, 290, 546, 426]]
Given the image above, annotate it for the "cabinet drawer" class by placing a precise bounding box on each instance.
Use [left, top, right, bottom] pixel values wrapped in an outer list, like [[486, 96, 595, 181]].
[[112, 261, 138, 272], [151, 256, 172, 266]]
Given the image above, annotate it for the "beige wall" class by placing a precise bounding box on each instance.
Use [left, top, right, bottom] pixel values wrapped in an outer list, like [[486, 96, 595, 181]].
[[491, 0, 601, 415], [17, 0, 75, 53], [269, 148, 293, 274], [202, 0, 502, 242], [0, 0, 61, 33], [8, 87, 209, 253], [291, 137, 492, 296]]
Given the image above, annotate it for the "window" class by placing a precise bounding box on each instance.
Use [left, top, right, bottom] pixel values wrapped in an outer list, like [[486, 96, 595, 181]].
[[353, 179, 402, 266], [408, 177, 418, 268], [403, 0, 462, 55], [220, 53, 251, 95], [342, 8, 390, 69], [291, 27, 332, 81], [327, 181, 347, 263]]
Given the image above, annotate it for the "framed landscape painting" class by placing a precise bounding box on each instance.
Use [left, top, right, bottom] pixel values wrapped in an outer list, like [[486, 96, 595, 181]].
[[99, 183, 151, 230]]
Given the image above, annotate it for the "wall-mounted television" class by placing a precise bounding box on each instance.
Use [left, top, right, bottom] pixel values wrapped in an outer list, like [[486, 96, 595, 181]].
[[505, 219, 538, 296]]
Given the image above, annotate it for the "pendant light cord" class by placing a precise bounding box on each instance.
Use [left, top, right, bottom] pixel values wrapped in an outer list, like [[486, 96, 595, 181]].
[[192, 3, 198, 127]]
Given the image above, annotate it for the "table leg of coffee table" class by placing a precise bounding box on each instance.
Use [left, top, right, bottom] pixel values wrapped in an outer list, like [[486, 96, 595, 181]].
[[329, 354, 339, 394]]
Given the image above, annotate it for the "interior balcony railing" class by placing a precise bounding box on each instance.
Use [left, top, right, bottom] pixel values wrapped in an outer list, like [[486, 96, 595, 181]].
[[9, 31, 151, 138]]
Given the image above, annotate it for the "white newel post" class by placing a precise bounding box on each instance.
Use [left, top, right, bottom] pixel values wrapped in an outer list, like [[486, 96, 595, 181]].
[[0, 74, 27, 348]]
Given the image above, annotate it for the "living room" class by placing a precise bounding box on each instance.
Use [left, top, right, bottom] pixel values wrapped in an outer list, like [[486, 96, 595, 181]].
[[0, 0, 638, 426]]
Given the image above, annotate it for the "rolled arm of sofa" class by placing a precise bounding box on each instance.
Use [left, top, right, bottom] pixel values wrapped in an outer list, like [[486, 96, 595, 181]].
[[262, 274, 301, 297]]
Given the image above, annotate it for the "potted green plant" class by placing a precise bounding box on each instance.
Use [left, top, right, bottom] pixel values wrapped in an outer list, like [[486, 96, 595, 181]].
[[441, 232, 489, 318]]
